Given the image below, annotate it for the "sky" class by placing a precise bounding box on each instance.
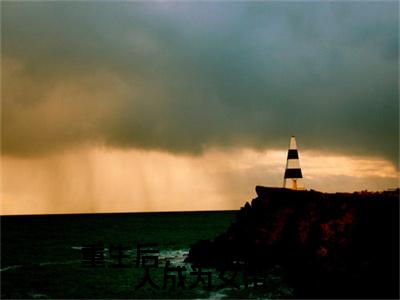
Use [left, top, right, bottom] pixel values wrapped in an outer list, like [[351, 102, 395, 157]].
[[1, 1, 399, 215]]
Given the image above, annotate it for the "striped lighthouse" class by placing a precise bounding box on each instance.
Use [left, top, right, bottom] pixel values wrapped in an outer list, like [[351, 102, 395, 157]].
[[283, 136, 303, 190]]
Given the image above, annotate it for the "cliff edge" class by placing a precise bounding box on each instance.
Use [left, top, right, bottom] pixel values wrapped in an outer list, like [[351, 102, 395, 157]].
[[187, 187, 399, 298]]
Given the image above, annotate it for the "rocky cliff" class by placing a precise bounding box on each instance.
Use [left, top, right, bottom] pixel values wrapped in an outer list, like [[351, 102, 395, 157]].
[[187, 187, 399, 298]]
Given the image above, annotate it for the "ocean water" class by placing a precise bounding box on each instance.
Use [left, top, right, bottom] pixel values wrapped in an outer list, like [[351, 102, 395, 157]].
[[1, 211, 292, 299]]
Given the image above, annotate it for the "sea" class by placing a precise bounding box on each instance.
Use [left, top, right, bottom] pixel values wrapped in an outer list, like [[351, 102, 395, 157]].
[[1, 211, 292, 299]]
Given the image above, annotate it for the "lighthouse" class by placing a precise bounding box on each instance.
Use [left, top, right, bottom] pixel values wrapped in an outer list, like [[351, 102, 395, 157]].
[[283, 136, 303, 190]]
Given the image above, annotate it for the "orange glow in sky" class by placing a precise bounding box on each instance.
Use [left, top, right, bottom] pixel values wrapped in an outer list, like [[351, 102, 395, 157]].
[[1, 147, 398, 215]]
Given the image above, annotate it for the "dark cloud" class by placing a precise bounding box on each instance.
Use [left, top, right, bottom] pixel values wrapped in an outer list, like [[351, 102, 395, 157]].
[[1, 2, 398, 165]]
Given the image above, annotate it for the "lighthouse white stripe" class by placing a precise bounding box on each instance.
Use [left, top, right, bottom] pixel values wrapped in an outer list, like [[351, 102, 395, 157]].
[[287, 159, 301, 169], [289, 137, 298, 150]]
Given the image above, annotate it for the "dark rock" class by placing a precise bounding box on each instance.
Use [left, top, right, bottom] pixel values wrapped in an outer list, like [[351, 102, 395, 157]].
[[186, 186, 399, 298]]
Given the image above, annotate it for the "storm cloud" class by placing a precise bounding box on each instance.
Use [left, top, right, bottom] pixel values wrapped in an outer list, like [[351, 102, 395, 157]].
[[2, 1, 398, 165]]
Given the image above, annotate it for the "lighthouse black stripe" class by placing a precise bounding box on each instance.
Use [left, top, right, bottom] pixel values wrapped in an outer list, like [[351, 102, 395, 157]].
[[287, 149, 299, 159], [284, 168, 303, 179]]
